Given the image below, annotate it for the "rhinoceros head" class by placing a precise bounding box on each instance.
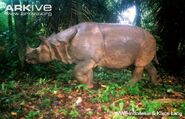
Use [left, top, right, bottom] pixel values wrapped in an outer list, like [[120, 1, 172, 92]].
[[25, 36, 53, 64]]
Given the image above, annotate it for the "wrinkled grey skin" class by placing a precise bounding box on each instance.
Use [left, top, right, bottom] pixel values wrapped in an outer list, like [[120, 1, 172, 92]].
[[26, 22, 158, 88]]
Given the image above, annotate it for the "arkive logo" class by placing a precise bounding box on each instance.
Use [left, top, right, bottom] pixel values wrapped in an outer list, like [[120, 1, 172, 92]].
[[5, 4, 52, 12], [1, 2, 53, 16]]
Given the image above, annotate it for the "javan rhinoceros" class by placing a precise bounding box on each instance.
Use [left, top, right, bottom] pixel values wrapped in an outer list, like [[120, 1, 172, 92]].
[[26, 22, 158, 88]]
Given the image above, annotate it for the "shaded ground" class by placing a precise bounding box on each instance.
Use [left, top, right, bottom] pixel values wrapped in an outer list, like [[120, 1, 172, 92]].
[[0, 69, 185, 119]]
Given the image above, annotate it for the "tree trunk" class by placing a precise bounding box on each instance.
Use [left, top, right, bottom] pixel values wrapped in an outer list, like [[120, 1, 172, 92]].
[[69, 0, 79, 26], [157, 0, 185, 74], [8, 14, 13, 33], [8, 0, 13, 34], [77, 0, 83, 22], [14, 0, 28, 67]]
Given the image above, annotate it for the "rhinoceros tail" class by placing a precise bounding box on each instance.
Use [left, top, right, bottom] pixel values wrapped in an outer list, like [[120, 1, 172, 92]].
[[154, 55, 159, 64]]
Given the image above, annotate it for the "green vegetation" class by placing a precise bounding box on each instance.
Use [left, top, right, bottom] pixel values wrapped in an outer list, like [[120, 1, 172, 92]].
[[0, 69, 184, 118], [0, 0, 185, 118]]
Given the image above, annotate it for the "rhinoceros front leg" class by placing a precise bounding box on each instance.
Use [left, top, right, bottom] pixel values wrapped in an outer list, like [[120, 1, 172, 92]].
[[74, 60, 95, 88], [128, 66, 144, 86]]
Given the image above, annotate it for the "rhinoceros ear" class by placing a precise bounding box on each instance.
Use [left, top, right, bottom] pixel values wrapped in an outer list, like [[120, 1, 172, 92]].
[[38, 36, 47, 42], [26, 46, 34, 53]]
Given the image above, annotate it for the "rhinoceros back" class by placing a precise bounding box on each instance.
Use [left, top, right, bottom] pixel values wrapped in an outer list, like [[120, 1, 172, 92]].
[[97, 23, 156, 68]]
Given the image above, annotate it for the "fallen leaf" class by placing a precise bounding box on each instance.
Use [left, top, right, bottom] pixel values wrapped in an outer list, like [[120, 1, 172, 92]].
[[11, 112, 17, 116], [76, 97, 82, 106]]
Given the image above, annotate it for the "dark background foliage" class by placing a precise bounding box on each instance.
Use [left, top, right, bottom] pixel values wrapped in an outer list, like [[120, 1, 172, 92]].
[[0, 0, 184, 78], [0, 0, 185, 118]]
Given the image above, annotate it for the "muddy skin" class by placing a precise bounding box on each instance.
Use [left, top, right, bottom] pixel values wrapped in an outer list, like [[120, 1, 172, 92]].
[[26, 22, 158, 88]]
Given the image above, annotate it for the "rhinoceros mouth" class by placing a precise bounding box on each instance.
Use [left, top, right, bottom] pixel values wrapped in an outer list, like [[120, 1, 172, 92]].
[[25, 58, 37, 64]]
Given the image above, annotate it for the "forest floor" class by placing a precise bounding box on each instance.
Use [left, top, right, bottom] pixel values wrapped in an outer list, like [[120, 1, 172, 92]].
[[0, 68, 185, 119]]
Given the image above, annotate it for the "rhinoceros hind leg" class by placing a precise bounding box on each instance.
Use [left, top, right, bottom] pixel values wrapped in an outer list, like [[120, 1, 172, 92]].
[[86, 69, 93, 88], [145, 63, 158, 84], [128, 66, 144, 86], [74, 60, 95, 88]]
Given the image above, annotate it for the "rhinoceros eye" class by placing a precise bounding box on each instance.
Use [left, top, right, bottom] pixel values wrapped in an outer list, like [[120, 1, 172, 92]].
[[26, 49, 39, 64], [32, 49, 37, 54], [32, 50, 39, 58]]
